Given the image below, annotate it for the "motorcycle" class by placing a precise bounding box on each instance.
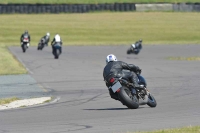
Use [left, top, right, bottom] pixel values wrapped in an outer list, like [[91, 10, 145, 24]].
[[52, 43, 61, 59], [105, 71, 157, 109], [127, 39, 143, 55], [21, 35, 29, 53], [37, 38, 46, 50]]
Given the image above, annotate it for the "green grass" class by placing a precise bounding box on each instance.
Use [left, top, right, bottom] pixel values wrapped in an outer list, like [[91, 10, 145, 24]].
[[0, 47, 27, 75], [1, 0, 200, 4], [167, 56, 200, 61], [0, 97, 20, 105], [1, 12, 200, 46], [131, 126, 200, 133], [0, 12, 200, 75]]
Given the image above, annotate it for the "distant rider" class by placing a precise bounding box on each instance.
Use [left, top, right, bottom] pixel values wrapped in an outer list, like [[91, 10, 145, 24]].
[[20, 30, 31, 47], [103, 54, 144, 100], [131, 39, 142, 51], [51, 34, 62, 54], [40, 32, 50, 46]]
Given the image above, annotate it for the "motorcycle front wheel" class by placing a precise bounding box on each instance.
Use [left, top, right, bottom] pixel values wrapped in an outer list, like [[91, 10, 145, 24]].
[[22, 45, 26, 53], [37, 46, 40, 50], [147, 93, 157, 107], [134, 50, 140, 55]]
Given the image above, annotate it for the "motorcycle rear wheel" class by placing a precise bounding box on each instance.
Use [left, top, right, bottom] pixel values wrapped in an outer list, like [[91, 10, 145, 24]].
[[127, 49, 131, 54], [118, 86, 139, 109], [54, 49, 60, 59]]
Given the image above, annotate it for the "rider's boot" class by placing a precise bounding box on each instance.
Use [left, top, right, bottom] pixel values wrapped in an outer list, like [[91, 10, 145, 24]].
[[131, 75, 145, 90]]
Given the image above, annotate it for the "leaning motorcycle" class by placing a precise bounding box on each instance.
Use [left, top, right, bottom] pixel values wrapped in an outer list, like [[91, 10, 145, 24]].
[[127, 39, 143, 55], [37, 39, 45, 50], [105, 71, 157, 109], [52, 43, 61, 59], [21, 35, 29, 53]]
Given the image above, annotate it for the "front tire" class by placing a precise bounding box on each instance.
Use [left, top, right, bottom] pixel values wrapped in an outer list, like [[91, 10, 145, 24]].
[[147, 93, 157, 107], [40, 45, 44, 50], [118, 86, 139, 109], [134, 50, 140, 55], [22, 45, 26, 53]]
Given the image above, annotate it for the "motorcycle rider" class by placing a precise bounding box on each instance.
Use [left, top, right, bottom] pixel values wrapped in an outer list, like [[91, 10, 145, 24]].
[[20, 30, 31, 47], [131, 39, 142, 51], [51, 34, 62, 54], [103, 54, 144, 100], [40, 32, 50, 46]]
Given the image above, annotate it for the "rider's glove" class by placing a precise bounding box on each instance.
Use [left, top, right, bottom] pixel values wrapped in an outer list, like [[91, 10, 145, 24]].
[[135, 66, 142, 74], [138, 68, 142, 73]]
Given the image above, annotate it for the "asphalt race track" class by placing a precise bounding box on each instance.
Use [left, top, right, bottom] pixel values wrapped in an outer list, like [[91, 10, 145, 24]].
[[1, 45, 200, 133]]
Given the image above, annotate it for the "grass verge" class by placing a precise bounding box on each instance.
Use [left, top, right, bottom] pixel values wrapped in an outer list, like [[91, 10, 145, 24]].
[[0, 97, 20, 105], [167, 56, 200, 61], [0, 46, 27, 75], [1, 12, 200, 46], [132, 126, 200, 133]]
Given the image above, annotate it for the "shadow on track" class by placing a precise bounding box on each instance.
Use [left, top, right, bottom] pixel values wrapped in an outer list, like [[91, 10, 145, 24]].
[[83, 107, 146, 111]]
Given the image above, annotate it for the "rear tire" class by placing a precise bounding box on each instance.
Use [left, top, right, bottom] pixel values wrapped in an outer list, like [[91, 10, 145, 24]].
[[118, 86, 139, 109], [54, 49, 59, 59], [127, 49, 131, 54], [147, 93, 157, 107]]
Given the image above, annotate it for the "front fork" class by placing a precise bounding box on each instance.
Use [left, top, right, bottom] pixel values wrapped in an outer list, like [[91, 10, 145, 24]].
[[131, 87, 149, 100]]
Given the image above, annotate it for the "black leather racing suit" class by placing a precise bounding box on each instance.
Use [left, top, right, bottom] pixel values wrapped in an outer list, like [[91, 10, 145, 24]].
[[20, 33, 30, 43], [131, 40, 142, 50], [103, 61, 141, 100], [42, 35, 50, 46]]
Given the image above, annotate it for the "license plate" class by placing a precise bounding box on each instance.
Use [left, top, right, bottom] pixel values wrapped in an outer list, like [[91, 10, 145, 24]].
[[111, 81, 122, 93]]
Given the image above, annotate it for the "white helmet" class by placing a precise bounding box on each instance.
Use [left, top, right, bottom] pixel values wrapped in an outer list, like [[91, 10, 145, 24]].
[[106, 54, 117, 64], [46, 32, 50, 36]]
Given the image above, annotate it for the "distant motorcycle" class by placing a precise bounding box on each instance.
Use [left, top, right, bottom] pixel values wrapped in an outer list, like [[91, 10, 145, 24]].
[[105, 70, 157, 109], [37, 38, 46, 50], [52, 43, 62, 59], [21, 35, 29, 53], [127, 39, 143, 55]]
